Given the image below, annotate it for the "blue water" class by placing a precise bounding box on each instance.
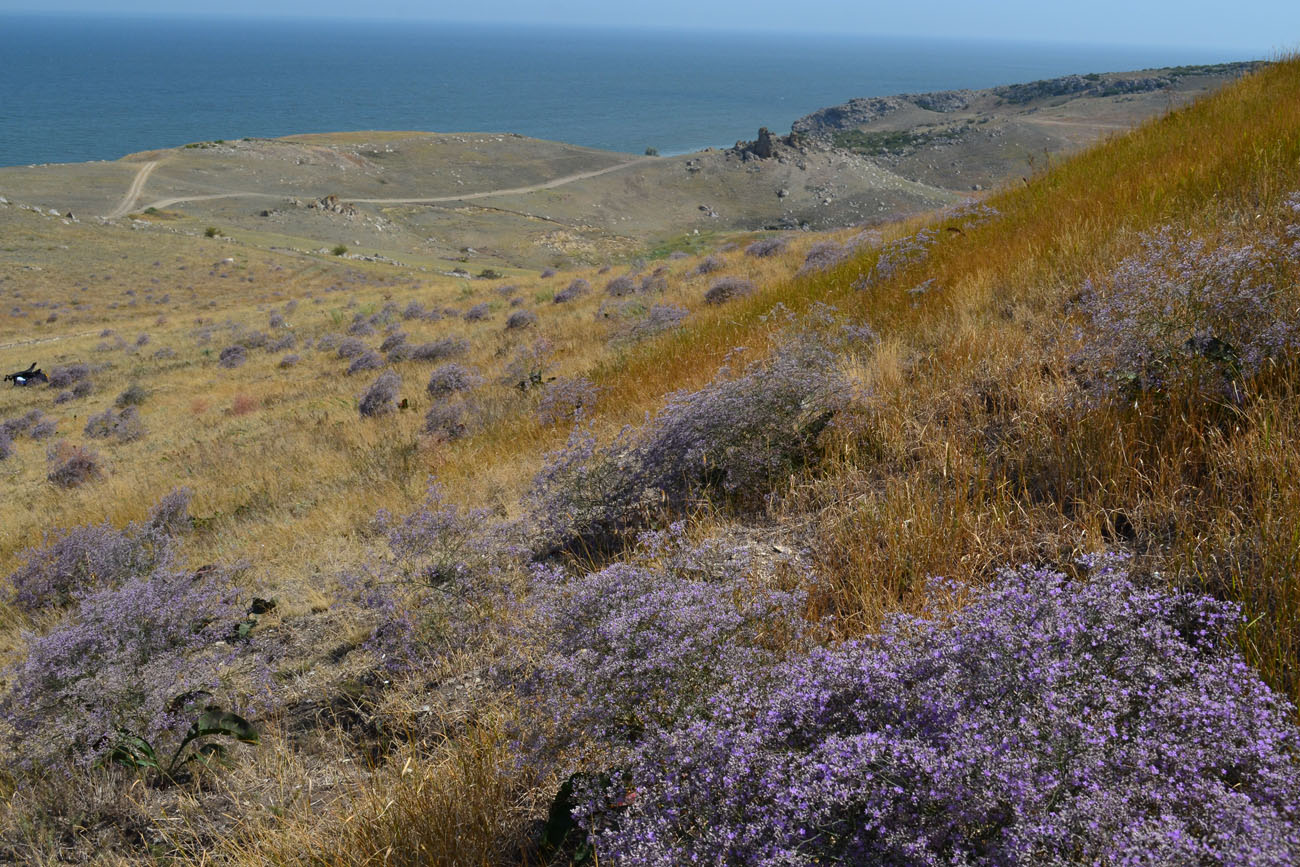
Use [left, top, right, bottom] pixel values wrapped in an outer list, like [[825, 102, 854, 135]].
[[0, 14, 1248, 168]]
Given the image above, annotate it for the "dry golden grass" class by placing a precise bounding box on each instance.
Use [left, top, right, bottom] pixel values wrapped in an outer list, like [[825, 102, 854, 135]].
[[214, 718, 530, 867]]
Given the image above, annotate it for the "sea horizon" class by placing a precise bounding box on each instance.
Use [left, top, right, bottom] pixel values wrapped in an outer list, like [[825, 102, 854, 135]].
[[0, 13, 1254, 168]]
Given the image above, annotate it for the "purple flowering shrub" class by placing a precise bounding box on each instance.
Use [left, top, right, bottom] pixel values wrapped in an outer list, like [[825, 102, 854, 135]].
[[48, 362, 91, 390], [345, 350, 385, 376], [942, 199, 1001, 228], [505, 338, 556, 390], [554, 279, 590, 304], [217, 345, 246, 368], [525, 425, 644, 554], [463, 302, 492, 322], [337, 566, 426, 673], [114, 384, 148, 408], [690, 256, 724, 277], [83, 406, 146, 443], [605, 275, 637, 297], [6, 488, 190, 611], [47, 441, 102, 488], [1, 409, 46, 439], [745, 236, 787, 258], [518, 532, 808, 763], [1073, 221, 1300, 401], [358, 371, 401, 418], [639, 270, 668, 294], [617, 304, 689, 343], [377, 485, 497, 592], [704, 276, 755, 305], [349, 487, 512, 671], [336, 336, 368, 360], [315, 332, 342, 353], [407, 336, 470, 362], [506, 309, 539, 330], [426, 362, 482, 398], [30, 418, 57, 440], [584, 559, 1300, 865], [528, 316, 848, 553], [534, 377, 601, 426], [796, 240, 848, 275], [422, 401, 471, 440], [2, 562, 254, 770], [8, 524, 158, 611], [143, 487, 194, 537], [855, 226, 937, 289]]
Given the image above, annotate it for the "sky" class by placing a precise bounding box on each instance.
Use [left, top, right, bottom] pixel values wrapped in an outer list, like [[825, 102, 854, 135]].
[[0, 1, 1296, 54]]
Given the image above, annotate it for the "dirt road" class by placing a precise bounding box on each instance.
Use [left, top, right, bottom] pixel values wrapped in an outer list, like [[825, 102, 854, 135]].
[[106, 160, 159, 219], [130, 156, 654, 213], [353, 156, 653, 204]]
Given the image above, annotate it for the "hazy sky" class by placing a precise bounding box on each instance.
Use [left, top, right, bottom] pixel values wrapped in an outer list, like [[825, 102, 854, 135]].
[[1, 1, 1296, 54]]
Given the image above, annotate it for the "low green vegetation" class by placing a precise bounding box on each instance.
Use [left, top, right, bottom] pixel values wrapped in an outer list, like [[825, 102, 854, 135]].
[[831, 126, 964, 155]]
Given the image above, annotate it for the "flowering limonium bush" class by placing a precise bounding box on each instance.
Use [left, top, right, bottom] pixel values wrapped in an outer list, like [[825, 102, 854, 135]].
[[358, 371, 401, 417], [377, 483, 497, 592], [351, 485, 523, 671], [518, 526, 809, 759], [535, 376, 601, 426], [856, 226, 937, 289], [2, 560, 257, 770], [527, 311, 850, 554], [426, 362, 482, 398], [407, 336, 470, 362], [1074, 207, 1300, 402], [6, 487, 190, 611], [582, 557, 1300, 865], [628, 303, 689, 341], [83, 405, 146, 442]]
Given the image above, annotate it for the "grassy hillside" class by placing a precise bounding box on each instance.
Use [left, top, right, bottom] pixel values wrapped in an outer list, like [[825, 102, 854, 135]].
[[2, 57, 1300, 865]]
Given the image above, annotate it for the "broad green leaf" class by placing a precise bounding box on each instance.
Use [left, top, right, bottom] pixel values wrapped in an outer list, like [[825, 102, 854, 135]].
[[99, 731, 159, 770]]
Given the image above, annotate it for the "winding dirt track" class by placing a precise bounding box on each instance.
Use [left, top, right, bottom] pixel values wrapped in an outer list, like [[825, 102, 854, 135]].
[[353, 156, 654, 204], [106, 160, 159, 219], [128, 156, 653, 214]]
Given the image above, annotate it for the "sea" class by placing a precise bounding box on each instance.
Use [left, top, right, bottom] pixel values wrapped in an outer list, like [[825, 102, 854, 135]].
[[0, 14, 1249, 168]]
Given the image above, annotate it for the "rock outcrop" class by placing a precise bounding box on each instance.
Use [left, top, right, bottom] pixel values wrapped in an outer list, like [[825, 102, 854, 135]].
[[731, 127, 802, 161], [308, 194, 357, 217], [792, 97, 902, 138]]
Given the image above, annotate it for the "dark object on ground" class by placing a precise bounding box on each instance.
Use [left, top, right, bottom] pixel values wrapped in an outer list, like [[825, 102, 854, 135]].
[[5, 363, 48, 386]]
